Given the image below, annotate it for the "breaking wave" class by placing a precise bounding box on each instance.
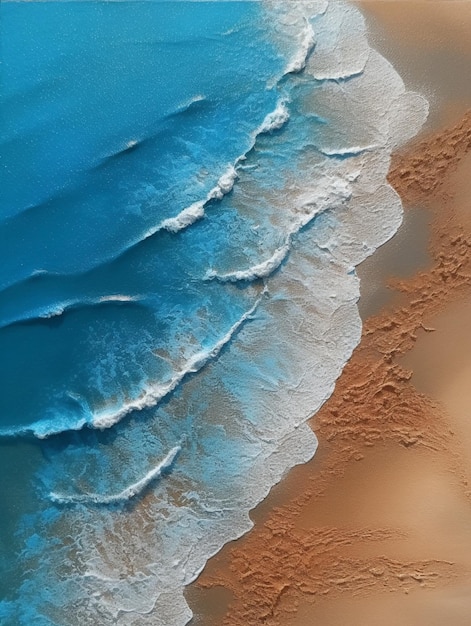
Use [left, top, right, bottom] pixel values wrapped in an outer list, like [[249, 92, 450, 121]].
[[49, 445, 181, 506]]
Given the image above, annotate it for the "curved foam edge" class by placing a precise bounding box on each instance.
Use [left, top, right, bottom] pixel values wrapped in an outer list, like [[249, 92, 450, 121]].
[[0, 294, 143, 331], [49, 444, 181, 506], [285, 18, 316, 74], [205, 242, 291, 283], [257, 100, 290, 134], [159, 201, 206, 234], [91, 295, 262, 430]]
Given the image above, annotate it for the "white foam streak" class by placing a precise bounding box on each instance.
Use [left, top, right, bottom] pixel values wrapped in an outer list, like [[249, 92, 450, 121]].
[[285, 18, 316, 74], [42, 305, 65, 319], [0, 294, 141, 329], [49, 445, 181, 505], [207, 165, 238, 200], [176, 94, 206, 113], [160, 201, 205, 234], [40, 295, 140, 317], [258, 101, 290, 134], [91, 297, 261, 430], [206, 243, 290, 283], [318, 144, 378, 157], [98, 294, 140, 303], [141, 164, 238, 240]]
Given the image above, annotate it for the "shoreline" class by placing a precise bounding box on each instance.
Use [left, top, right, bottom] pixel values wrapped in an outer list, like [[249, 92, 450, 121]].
[[188, 108, 471, 626], [186, 4, 471, 624]]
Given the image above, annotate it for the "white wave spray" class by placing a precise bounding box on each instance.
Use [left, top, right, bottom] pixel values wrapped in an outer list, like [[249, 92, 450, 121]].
[[49, 445, 181, 506]]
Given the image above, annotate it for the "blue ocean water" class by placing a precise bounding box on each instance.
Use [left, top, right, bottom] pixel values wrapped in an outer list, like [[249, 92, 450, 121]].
[[0, 1, 427, 624]]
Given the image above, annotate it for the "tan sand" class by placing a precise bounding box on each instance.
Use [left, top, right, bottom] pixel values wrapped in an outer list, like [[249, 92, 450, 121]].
[[186, 4, 471, 625], [355, 1, 471, 131]]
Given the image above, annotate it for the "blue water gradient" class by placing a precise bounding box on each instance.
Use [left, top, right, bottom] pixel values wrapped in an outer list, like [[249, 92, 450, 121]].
[[0, 0, 286, 436]]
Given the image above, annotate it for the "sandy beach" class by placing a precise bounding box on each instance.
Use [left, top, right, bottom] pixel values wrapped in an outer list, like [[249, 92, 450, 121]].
[[186, 3, 471, 624]]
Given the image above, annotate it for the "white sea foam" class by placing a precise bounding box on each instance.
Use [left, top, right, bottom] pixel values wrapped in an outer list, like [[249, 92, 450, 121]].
[[258, 100, 290, 134], [42, 305, 65, 319], [91, 296, 262, 430], [159, 201, 205, 234], [265, 0, 327, 77], [207, 164, 238, 200], [98, 294, 140, 303], [206, 242, 291, 283], [0, 294, 142, 331], [317, 144, 378, 157], [174, 94, 206, 116], [0, 416, 88, 440], [285, 17, 316, 74], [49, 445, 181, 505]]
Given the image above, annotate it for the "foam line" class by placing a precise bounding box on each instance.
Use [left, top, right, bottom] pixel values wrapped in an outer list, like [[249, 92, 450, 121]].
[[159, 201, 206, 234], [318, 144, 379, 157], [91, 296, 262, 430], [49, 445, 181, 505], [0, 294, 143, 330], [257, 100, 290, 134], [285, 17, 316, 74], [171, 94, 206, 117], [205, 243, 291, 283]]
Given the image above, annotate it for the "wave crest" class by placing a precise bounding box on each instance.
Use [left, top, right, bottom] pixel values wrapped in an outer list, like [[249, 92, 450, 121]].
[[49, 444, 181, 506], [206, 243, 290, 283], [91, 296, 261, 430], [258, 100, 290, 134]]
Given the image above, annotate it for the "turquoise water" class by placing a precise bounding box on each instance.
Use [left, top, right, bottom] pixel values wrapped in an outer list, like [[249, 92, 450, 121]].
[[0, 1, 427, 624], [0, 0, 287, 435]]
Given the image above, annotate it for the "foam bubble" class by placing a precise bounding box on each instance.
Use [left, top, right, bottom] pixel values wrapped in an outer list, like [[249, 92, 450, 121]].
[[258, 100, 290, 134], [159, 201, 205, 234], [205, 242, 290, 283]]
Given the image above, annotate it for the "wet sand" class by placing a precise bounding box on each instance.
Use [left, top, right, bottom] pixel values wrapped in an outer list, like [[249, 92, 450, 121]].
[[356, 0, 471, 132], [186, 3, 471, 625]]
